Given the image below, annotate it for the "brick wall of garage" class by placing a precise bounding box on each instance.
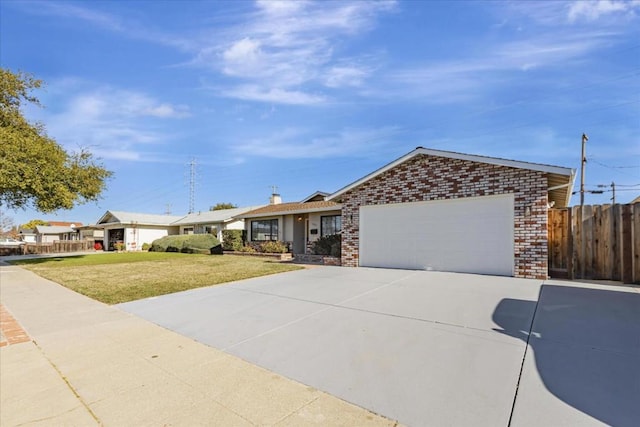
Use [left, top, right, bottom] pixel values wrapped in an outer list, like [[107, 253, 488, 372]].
[[340, 154, 549, 279]]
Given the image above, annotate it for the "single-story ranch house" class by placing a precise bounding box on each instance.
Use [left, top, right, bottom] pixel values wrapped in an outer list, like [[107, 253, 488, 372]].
[[33, 225, 81, 243], [96, 206, 263, 251], [326, 147, 574, 279], [89, 146, 574, 280], [97, 211, 182, 251], [237, 192, 341, 254], [171, 206, 263, 242]]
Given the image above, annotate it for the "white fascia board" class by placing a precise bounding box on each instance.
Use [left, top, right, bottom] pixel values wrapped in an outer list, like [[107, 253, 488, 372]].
[[565, 169, 577, 207]]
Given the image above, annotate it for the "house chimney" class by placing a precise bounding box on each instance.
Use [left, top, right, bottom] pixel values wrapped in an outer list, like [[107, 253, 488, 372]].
[[270, 193, 282, 205]]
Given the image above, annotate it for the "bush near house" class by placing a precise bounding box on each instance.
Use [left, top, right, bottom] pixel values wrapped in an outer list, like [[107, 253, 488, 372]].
[[141, 242, 150, 251], [222, 229, 243, 251], [260, 240, 288, 254], [312, 234, 341, 257], [149, 234, 220, 254]]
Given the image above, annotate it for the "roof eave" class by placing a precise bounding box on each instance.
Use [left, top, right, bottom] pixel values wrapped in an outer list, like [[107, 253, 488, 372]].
[[239, 205, 342, 219]]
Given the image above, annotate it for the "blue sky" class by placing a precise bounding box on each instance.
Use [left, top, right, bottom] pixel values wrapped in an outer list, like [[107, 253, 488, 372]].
[[2, 0, 639, 226]]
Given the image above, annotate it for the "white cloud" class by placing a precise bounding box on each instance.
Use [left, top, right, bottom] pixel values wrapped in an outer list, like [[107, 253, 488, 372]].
[[222, 38, 264, 76], [568, 0, 639, 22], [235, 126, 401, 159], [383, 32, 614, 102], [202, 1, 397, 103], [39, 84, 189, 161], [222, 85, 326, 105], [324, 66, 370, 88], [13, 1, 194, 50]]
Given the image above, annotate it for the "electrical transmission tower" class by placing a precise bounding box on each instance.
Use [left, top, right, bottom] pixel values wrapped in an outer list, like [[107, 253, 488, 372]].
[[188, 158, 197, 214]]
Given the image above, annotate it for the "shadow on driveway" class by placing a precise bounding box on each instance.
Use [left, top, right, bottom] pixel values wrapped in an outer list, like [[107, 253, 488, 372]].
[[493, 285, 640, 426]]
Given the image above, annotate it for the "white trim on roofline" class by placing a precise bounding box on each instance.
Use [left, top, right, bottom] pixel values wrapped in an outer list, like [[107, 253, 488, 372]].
[[328, 147, 575, 201], [300, 191, 330, 202]]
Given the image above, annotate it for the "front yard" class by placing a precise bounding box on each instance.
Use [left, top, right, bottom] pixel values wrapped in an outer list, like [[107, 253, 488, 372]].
[[10, 252, 303, 304]]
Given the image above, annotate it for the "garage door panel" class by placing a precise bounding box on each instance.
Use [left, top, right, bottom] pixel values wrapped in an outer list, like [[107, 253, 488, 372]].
[[359, 194, 514, 276]]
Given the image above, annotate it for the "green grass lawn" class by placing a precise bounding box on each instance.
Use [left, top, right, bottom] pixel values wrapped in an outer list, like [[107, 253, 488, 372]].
[[11, 253, 303, 304]]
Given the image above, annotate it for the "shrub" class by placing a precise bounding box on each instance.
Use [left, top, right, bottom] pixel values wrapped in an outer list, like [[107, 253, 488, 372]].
[[222, 229, 243, 251], [141, 242, 150, 251], [238, 245, 256, 253], [149, 234, 220, 254], [312, 234, 341, 257], [260, 240, 288, 254]]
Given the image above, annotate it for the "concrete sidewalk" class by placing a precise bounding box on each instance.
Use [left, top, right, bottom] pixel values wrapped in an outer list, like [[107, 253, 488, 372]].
[[0, 264, 398, 426]]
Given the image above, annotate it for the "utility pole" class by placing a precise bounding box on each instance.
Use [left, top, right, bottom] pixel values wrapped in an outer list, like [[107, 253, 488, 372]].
[[580, 133, 588, 207], [611, 181, 616, 204]]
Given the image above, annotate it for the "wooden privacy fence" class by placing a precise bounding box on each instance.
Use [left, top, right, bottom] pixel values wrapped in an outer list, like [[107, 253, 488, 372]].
[[0, 240, 95, 256], [548, 204, 640, 284]]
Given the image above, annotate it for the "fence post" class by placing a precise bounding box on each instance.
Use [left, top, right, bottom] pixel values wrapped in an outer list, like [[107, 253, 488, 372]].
[[621, 204, 633, 284]]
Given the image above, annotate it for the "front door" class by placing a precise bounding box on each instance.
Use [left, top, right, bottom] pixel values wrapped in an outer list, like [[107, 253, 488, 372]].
[[292, 215, 307, 254]]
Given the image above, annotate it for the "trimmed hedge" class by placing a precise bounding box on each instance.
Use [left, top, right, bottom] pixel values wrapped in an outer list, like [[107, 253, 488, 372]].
[[260, 240, 288, 253], [222, 229, 243, 251], [149, 234, 221, 254]]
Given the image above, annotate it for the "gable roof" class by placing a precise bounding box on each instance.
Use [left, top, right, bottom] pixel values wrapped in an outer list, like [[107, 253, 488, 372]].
[[300, 191, 329, 202], [35, 225, 76, 234], [48, 221, 83, 227], [172, 206, 265, 226], [238, 200, 341, 218], [328, 147, 576, 208], [97, 211, 182, 226]]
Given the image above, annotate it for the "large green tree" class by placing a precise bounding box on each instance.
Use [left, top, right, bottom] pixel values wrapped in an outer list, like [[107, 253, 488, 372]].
[[210, 202, 238, 211], [0, 68, 112, 213], [21, 219, 49, 229]]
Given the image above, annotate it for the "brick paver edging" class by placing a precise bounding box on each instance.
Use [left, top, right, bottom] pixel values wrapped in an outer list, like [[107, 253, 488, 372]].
[[0, 304, 31, 347]]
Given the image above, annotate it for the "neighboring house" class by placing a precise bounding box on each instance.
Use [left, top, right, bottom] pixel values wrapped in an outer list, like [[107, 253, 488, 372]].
[[327, 146, 575, 280], [172, 206, 264, 242], [18, 229, 37, 243], [96, 211, 182, 251], [238, 192, 341, 254], [75, 225, 105, 246], [34, 225, 80, 243]]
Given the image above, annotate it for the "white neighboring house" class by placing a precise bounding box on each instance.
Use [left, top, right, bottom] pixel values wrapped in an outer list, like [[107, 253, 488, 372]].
[[96, 211, 182, 251], [95, 207, 264, 251], [172, 206, 264, 242], [34, 225, 80, 243], [19, 229, 37, 243]]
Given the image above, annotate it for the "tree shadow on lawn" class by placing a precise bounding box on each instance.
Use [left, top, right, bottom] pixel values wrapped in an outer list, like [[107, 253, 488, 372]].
[[8, 255, 89, 265], [493, 285, 640, 427]]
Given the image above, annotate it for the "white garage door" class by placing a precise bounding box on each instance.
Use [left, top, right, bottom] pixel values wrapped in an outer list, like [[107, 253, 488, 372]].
[[359, 194, 514, 276]]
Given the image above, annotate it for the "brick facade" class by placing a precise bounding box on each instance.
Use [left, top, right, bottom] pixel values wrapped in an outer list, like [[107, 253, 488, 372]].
[[340, 154, 549, 279]]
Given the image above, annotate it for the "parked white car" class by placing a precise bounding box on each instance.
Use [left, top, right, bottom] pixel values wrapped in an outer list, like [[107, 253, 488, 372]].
[[0, 238, 26, 247]]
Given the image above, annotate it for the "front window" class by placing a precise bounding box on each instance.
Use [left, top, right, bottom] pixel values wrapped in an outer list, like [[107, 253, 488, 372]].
[[251, 219, 278, 241], [321, 215, 342, 237]]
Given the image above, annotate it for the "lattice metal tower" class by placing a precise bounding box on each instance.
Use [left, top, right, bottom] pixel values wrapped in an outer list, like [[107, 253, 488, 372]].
[[188, 158, 196, 214]]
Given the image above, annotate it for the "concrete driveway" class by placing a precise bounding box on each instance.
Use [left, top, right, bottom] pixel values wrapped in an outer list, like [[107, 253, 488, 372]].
[[118, 267, 640, 427]]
